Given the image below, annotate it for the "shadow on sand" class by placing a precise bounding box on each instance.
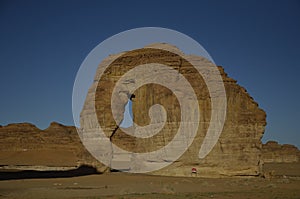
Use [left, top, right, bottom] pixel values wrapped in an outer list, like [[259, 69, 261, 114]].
[[0, 165, 99, 181]]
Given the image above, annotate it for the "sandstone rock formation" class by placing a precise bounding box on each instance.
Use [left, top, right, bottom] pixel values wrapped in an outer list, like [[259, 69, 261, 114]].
[[0, 122, 101, 170], [80, 43, 267, 177], [262, 141, 300, 163], [3, 44, 297, 177]]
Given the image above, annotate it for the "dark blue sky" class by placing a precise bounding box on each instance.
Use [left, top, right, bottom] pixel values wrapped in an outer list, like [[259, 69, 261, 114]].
[[0, 0, 299, 147]]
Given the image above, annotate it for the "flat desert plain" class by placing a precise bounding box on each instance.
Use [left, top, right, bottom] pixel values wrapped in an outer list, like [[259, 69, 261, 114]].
[[0, 163, 299, 199]]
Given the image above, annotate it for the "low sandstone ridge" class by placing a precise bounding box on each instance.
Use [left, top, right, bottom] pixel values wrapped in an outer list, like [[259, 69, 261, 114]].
[[262, 141, 300, 163], [0, 122, 101, 170]]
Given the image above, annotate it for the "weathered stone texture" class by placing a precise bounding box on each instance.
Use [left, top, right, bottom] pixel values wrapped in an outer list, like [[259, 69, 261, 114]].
[[262, 141, 299, 163], [80, 43, 267, 177], [0, 122, 102, 169]]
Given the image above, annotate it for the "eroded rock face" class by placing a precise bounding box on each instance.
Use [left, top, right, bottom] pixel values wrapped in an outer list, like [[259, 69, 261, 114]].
[[80, 43, 267, 177], [0, 122, 101, 170], [262, 141, 300, 163], [0, 122, 76, 151]]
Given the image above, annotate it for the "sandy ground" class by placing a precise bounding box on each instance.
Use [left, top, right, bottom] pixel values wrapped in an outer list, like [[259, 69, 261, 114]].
[[0, 163, 299, 199]]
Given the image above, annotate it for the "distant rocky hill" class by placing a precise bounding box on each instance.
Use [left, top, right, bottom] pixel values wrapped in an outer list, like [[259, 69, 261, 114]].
[[262, 141, 300, 163], [0, 122, 104, 171]]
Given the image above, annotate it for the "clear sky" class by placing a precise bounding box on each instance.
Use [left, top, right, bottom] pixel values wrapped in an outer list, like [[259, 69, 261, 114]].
[[0, 0, 299, 148]]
